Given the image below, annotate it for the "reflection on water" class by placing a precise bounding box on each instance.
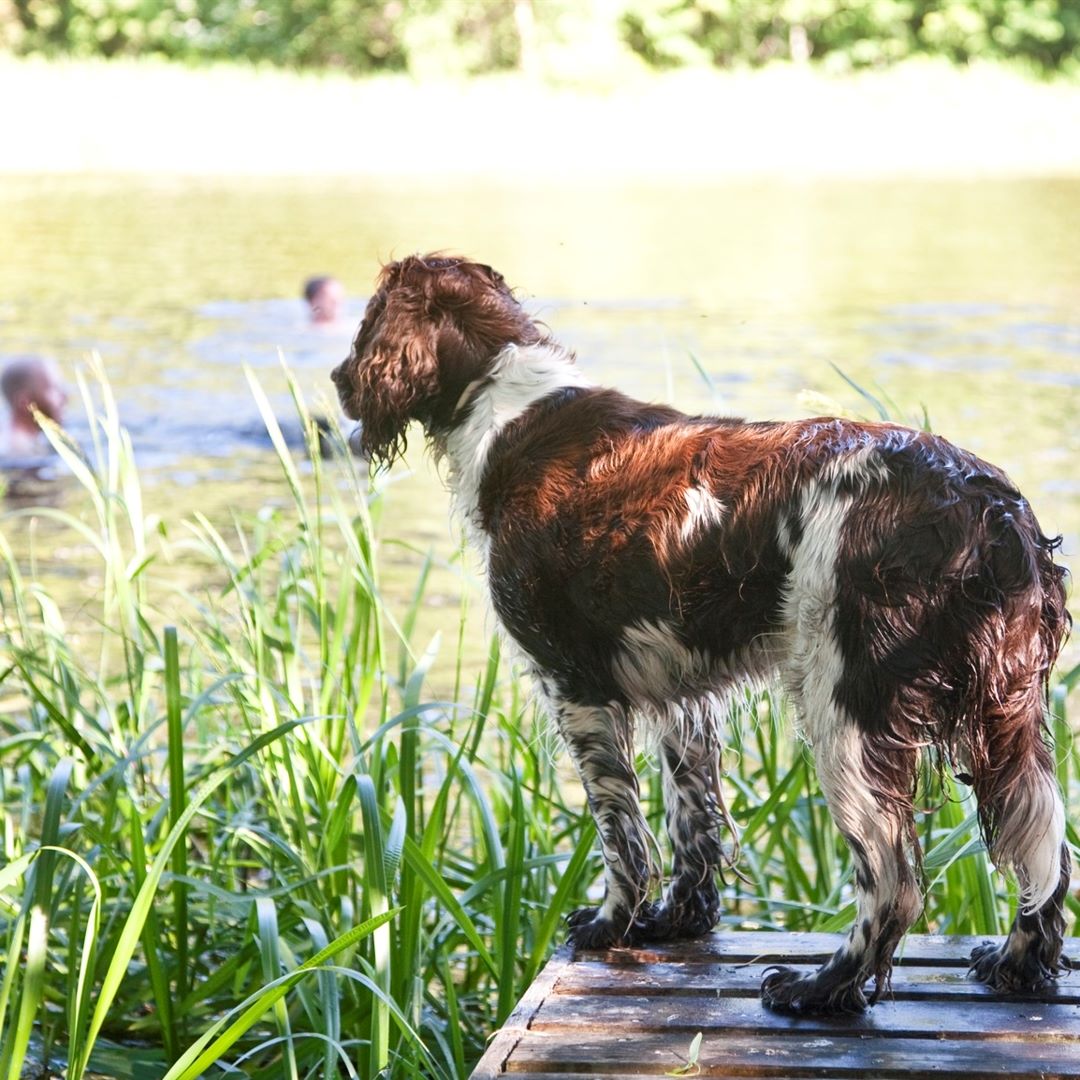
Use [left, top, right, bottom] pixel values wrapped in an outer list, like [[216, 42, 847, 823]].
[[0, 459, 67, 509], [1, 174, 1078, 635]]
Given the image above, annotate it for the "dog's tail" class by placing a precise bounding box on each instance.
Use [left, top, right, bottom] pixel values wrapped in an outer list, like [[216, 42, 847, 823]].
[[961, 508, 1070, 914]]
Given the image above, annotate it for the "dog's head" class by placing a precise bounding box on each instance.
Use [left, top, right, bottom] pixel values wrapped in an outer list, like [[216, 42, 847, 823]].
[[331, 254, 542, 468]]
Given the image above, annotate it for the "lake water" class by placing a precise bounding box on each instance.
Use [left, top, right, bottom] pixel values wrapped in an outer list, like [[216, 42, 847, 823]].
[[2, 174, 1078, 643]]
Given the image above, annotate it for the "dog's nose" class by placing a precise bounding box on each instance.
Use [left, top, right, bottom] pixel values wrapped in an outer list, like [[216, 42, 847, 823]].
[[330, 363, 343, 386], [347, 424, 366, 460]]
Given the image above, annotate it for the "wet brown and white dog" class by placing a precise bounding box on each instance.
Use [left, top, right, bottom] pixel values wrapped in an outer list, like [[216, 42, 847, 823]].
[[332, 253, 1071, 1013]]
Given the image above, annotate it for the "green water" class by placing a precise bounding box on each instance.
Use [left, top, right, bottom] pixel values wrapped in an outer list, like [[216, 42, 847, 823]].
[[2, 174, 1078, 651]]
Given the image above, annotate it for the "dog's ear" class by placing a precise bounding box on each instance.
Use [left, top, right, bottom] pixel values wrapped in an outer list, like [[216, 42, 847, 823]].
[[353, 298, 441, 468]]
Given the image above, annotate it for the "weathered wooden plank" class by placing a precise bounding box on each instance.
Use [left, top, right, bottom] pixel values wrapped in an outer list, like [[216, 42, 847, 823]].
[[504, 1032, 1080, 1076], [532, 991, 1080, 1040], [573, 931, 1080, 968], [476, 934, 1080, 1078], [470, 946, 572, 1080], [555, 959, 1080, 1003]]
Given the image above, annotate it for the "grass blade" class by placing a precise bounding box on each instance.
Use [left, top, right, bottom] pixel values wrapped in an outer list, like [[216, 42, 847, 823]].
[[162, 910, 399, 1080]]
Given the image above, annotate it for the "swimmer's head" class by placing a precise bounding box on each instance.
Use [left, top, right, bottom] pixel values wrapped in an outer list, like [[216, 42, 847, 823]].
[[1, 356, 67, 429], [303, 275, 345, 325]]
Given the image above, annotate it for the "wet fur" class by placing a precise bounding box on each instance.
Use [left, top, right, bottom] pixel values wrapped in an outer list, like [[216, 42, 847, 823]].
[[332, 254, 1072, 1014]]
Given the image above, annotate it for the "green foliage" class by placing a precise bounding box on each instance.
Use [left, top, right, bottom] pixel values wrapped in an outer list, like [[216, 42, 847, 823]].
[[0, 362, 599, 1079], [2, 0, 405, 69], [618, 0, 1080, 72], [1, 0, 526, 74], [3, 0, 1079, 76]]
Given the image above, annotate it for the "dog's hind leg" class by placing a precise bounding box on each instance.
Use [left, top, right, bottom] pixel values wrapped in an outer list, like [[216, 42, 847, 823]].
[[961, 527, 1070, 992], [967, 669, 1070, 992], [554, 699, 659, 948], [970, 840, 1070, 993], [761, 717, 923, 1013]]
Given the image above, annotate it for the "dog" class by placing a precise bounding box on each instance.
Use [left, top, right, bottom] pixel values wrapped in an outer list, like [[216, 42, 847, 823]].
[[331, 253, 1071, 1013]]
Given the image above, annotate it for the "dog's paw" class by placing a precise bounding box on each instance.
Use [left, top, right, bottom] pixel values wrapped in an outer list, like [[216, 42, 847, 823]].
[[565, 906, 625, 949], [566, 903, 660, 949], [969, 941, 1057, 994], [652, 882, 721, 941], [760, 965, 868, 1014]]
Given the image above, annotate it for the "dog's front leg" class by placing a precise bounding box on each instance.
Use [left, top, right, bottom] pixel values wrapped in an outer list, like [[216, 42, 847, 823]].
[[554, 699, 658, 948], [651, 725, 728, 940]]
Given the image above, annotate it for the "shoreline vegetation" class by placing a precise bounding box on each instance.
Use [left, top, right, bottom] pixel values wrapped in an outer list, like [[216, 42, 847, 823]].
[[0, 367, 1077, 1079], [5, 56, 1080, 178]]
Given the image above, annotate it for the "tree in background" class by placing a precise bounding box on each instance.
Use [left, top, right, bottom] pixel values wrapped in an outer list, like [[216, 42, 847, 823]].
[[1, 0, 1078, 76], [618, 0, 1080, 72], [1, 0, 403, 67]]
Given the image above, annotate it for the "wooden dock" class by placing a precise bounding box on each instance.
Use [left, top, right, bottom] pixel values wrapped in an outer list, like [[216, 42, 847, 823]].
[[471, 931, 1080, 1078]]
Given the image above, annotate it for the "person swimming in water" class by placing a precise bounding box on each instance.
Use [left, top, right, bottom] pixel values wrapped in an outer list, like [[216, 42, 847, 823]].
[[1, 356, 68, 459], [303, 275, 345, 327]]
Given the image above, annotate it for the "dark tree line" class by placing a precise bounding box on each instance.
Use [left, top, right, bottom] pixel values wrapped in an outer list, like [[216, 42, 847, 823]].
[[3, 0, 1078, 75]]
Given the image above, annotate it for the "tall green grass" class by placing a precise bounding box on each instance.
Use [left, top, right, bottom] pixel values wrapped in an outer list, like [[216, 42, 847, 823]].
[[0, 363, 1077, 1079]]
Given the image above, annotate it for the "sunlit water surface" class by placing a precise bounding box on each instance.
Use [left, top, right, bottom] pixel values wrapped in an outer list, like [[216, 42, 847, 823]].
[[2, 175, 1078, 671]]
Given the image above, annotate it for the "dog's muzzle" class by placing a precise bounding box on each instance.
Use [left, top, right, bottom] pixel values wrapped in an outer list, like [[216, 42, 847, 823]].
[[347, 423, 366, 460]]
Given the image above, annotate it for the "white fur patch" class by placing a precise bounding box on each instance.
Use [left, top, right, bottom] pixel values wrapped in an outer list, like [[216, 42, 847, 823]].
[[445, 342, 589, 550], [812, 719, 921, 951], [780, 484, 852, 716], [680, 485, 725, 543], [814, 722, 895, 867], [778, 447, 886, 709], [780, 459, 885, 864], [993, 767, 1066, 913], [818, 442, 890, 489], [612, 620, 704, 704], [612, 621, 776, 750], [779, 449, 921, 948]]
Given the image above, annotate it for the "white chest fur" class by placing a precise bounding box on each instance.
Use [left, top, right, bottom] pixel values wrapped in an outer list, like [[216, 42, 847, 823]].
[[445, 343, 590, 551]]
